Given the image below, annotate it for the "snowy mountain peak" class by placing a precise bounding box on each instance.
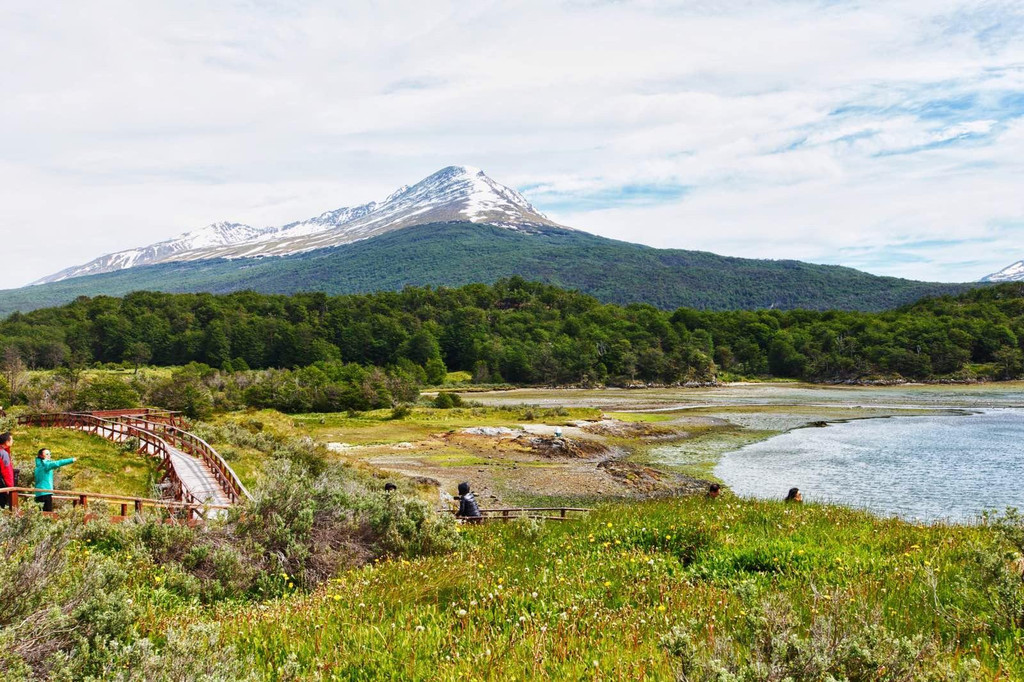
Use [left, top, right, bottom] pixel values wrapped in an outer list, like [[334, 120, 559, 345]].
[[981, 260, 1024, 283], [34, 166, 565, 285]]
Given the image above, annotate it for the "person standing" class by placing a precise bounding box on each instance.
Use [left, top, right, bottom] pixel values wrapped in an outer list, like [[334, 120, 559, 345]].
[[0, 432, 14, 510], [34, 448, 76, 512]]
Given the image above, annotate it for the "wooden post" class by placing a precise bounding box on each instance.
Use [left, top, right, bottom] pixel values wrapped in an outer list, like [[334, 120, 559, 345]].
[[78, 494, 88, 509], [120, 503, 129, 517], [561, 508, 566, 519], [134, 499, 143, 514], [10, 491, 19, 511]]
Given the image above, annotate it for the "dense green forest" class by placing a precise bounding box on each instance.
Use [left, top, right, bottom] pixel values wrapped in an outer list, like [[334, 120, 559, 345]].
[[0, 223, 975, 315], [2, 279, 1022, 402]]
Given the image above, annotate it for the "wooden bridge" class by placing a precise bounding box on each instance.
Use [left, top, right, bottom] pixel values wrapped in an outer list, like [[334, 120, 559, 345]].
[[2, 408, 250, 520]]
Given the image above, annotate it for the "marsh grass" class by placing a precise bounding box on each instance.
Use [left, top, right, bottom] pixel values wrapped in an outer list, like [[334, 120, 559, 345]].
[[210, 498, 1022, 680]]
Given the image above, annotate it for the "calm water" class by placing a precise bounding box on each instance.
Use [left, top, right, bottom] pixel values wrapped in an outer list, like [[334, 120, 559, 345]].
[[715, 409, 1024, 523]]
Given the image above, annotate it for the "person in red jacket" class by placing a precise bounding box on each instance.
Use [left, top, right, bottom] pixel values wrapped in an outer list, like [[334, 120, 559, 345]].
[[0, 432, 14, 509]]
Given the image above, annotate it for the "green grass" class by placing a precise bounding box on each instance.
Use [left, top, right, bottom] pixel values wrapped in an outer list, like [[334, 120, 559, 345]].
[[10, 427, 159, 497], [260, 406, 602, 446], [197, 497, 1019, 680]]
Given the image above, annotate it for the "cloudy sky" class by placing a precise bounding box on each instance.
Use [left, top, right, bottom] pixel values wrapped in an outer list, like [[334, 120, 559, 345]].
[[1, 0, 1022, 289]]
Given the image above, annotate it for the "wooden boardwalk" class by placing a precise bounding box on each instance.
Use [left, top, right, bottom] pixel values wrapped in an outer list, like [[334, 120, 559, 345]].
[[166, 445, 232, 506], [15, 410, 248, 517]]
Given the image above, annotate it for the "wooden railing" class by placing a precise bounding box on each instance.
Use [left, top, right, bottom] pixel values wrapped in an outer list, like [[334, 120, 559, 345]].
[[0, 486, 230, 521], [89, 408, 186, 427], [441, 507, 591, 522], [112, 415, 251, 503], [17, 412, 211, 510]]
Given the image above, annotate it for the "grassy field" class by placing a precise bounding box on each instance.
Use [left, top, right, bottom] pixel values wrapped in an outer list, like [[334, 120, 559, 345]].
[[3, 396, 1023, 679], [8, 426, 159, 497], [184, 496, 1022, 680]]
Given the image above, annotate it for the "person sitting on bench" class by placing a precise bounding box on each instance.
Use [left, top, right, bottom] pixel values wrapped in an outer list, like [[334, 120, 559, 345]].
[[454, 481, 482, 521]]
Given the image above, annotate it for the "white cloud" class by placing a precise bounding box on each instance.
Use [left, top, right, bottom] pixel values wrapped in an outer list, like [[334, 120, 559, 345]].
[[0, 0, 1021, 287]]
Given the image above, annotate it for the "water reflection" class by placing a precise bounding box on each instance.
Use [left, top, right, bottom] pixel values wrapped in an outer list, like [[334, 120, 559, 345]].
[[714, 409, 1024, 523]]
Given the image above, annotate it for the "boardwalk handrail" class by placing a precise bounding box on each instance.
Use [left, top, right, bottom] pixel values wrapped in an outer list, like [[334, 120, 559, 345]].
[[17, 412, 212, 510], [440, 506, 591, 522], [0, 486, 230, 518], [112, 416, 251, 503]]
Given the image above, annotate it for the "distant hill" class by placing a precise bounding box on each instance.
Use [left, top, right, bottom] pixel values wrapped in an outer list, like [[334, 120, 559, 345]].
[[0, 222, 975, 315]]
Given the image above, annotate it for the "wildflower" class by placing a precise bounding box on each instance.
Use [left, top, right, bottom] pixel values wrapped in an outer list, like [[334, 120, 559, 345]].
[[457, 609, 468, 617], [415, 625, 425, 632], [519, 616, 526, 623], [333, 595, 341, 601], [603, 581, 612, 588], [531, 592, 538, 598], [657, 605, 666, 613]]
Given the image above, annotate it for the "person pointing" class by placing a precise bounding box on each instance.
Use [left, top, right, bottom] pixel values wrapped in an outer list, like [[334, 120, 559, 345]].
[[34, 448, 76, 512]]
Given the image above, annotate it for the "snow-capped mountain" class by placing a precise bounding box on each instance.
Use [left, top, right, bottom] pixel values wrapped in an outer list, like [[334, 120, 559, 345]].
[[980, 261, 1024, 283], [34, 166, 564, 285]]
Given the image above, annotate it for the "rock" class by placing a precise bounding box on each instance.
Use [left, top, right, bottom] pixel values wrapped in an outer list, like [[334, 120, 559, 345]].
[[462, 426, 523, 437]]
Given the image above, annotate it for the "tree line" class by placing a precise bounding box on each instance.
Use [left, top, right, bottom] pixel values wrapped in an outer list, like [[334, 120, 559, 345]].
[[2, 278, 1023, 397]]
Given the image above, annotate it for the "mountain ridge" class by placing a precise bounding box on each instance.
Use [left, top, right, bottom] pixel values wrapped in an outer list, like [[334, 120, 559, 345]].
[[981, 260, 1024, 283], [35, 166, 562, 284], [2, 222, 976, 317]]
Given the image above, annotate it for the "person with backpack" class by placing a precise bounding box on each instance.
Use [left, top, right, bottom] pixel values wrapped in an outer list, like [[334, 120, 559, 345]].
[[0, 432, 14, 509], [34, 448, 76, 512]]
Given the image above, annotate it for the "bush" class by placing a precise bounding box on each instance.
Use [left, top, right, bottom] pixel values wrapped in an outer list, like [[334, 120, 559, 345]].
[[72, 375, 140, 411], [432, 392, 464, 409], [661, 592, 978, 681]]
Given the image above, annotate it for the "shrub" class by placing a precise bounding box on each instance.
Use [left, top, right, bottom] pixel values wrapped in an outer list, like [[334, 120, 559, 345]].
[[432, 392, 464, 409], [661, 592, 978, 681], [72, 375, 140, 411]]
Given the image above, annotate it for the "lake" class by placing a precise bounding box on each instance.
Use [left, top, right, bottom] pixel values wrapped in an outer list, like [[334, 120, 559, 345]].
[[715, 408, 1024, 523]]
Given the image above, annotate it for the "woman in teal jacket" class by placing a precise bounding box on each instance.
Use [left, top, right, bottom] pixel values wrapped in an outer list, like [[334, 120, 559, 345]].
[[34, 448, 76, 512]]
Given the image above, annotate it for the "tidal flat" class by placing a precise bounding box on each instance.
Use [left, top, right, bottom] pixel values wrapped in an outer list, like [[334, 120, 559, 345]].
[[224, 383, 1024, 513], [451, 382, 1024, 509]]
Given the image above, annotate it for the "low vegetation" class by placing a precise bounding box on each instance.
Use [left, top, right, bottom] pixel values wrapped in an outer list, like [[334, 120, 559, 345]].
[[3, 490, 1022, 680]]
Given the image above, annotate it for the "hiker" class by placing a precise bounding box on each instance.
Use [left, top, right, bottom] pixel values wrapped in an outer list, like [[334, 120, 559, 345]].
[[0, 432, 14, 509], [707, 483, 721, 499], [454, 481, 482, 521], [785, 487, 803, 503], [34, 448, 76, 512]]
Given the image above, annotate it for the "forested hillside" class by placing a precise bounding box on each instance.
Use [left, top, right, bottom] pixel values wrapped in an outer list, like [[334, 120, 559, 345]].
[[2, 279, 1022, 391], [0, 223, 974, 315]]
